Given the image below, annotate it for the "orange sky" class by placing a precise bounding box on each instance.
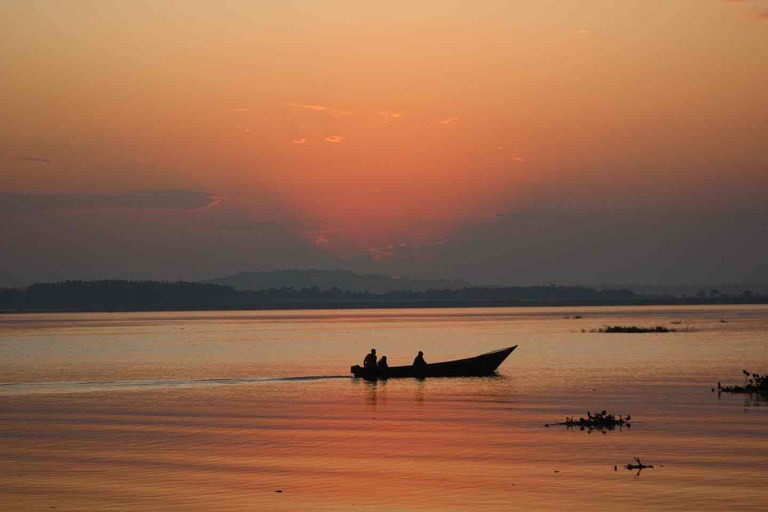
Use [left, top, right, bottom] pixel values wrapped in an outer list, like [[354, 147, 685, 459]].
[[1, 1, 767, 284]]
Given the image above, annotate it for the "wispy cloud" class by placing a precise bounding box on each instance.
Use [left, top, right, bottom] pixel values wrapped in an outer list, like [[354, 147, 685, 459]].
[[287, 103, 329, 111], [231, 108, 249, 112], [4, 156, 52, 163], [368, 238, 450, 263], [378, 111, 405, 123], [0, 190, 222, 213], [722, 0, 768, 20], [576, 30, 590, 34], [324, 136, 344, 143], [292, 138, 308, 144], [286, 103, 352, 116], [439, 117, 460, 124]]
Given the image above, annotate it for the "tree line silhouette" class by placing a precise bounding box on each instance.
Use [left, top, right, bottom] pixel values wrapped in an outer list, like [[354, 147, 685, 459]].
[[0, 280, 764, 312]]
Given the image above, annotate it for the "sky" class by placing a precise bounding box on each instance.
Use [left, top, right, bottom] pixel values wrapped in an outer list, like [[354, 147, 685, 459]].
[[1, 0, 767, 287]]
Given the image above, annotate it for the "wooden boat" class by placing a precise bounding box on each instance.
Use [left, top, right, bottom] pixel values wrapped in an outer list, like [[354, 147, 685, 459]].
[[350, 346, 517, 380]]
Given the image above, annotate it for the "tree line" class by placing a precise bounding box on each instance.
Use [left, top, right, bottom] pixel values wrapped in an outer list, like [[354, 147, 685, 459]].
[[0, 280, 764, 312], [0, 279, 642, 311]]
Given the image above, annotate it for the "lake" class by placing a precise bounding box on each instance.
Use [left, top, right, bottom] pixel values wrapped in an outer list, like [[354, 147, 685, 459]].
[[1, 305, 767, 511]]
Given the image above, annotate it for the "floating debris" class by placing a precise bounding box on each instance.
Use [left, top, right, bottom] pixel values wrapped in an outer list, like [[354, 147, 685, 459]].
[[586, 325, 691, 333], [545, 410, 631, 432], [625, 457, 654, 474], [717, 370, 768, 394]]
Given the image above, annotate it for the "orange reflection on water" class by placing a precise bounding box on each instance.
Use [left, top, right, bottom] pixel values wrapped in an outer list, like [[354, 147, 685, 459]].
[[1, 306, 768, 510]]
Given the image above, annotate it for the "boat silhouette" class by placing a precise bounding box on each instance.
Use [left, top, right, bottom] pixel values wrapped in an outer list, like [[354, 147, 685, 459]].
[[351, 346, 517, 380]]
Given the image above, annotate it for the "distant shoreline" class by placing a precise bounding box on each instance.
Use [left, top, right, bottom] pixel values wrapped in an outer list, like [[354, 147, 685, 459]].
[[1, 297, 766, 314]]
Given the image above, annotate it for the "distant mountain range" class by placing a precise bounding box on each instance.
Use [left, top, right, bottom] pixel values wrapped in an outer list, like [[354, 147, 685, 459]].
[[206, 269, 472, 293]]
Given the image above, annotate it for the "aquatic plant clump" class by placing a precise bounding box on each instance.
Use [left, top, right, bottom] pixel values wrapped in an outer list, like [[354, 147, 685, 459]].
[[585, 325, 692, 333], [545, 410, 631, 431], [718, 370, 768, 393]]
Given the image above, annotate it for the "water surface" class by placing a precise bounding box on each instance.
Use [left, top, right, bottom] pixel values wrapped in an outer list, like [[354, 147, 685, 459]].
[[1, 306, 767, 511]]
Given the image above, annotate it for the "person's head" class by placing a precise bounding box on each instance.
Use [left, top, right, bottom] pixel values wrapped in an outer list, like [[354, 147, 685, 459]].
[[371, 349, 376, 355], [381, 356, 387, 361], [418, 351, 423, 356]]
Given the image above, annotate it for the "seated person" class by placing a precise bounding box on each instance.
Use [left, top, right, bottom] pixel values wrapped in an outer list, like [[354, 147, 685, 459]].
[[413, 351, 427, 367], [377, 355, 388, 369], [363, 349, 377, 369]]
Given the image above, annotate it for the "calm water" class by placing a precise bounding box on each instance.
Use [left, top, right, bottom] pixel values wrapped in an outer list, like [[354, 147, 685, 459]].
[[1, 305, 767, 511]]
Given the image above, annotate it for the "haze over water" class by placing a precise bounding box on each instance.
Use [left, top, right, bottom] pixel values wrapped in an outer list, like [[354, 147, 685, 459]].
[[1, 305, 767, 511]]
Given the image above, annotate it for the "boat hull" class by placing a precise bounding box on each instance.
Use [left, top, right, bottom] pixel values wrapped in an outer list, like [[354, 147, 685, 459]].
[[350, 346, 517, 380]]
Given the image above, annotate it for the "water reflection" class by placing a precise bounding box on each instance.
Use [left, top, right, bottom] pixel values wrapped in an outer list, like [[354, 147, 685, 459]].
[[363, 378, 387, 406]]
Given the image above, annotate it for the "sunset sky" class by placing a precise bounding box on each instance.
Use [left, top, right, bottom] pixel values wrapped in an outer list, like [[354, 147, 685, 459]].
[[1, 0, 767, 287]]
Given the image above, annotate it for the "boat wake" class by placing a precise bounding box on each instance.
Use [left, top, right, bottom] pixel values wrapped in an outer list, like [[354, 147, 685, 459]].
[[0, 375, 350, 396]]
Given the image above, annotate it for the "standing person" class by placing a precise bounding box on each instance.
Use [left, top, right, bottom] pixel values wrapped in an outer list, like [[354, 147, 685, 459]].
[[413, 351, 427, 367], [363, 349, 377, 369]]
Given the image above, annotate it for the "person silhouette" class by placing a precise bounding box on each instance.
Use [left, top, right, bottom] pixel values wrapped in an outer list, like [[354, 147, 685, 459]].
[[363, 349, 377, 369], [413, 351, 427, 367], [377, 355, 388, 369]]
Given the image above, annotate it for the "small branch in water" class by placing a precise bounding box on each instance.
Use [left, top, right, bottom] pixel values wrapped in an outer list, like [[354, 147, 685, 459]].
[[625, 457, 654, 474]]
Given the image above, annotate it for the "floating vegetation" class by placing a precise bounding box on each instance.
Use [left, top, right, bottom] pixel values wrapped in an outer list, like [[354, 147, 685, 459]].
[[717, 370, 768, 394], [671, 320, 683, 325], [545, 410, 631, 433], [583, 325, 693, 333]]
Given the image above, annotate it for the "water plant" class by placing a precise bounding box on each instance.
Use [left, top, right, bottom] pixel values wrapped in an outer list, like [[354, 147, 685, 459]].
[[584, 325, 693, 333], [545, 410, 631, 432], [717, 370, 768, 393]]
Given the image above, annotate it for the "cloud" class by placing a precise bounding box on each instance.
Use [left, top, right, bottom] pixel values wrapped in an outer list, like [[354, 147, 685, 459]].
[[378, 111, 405, 123], [292, 138, 308, 144], [231, 108, 249, 112], [723, 0, 768, 20], [286, 103, 352, 116], [367, 238, 450, 263], [324, 136, 344, 143], [0, 190, 222, 213], [576, 30, 589, 34], [496, 147, 526, 161], [368, 247, 396, 262], [439, 117, 460, 124], [4, 157, 52, 163], [287, 103, 328, 111]]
